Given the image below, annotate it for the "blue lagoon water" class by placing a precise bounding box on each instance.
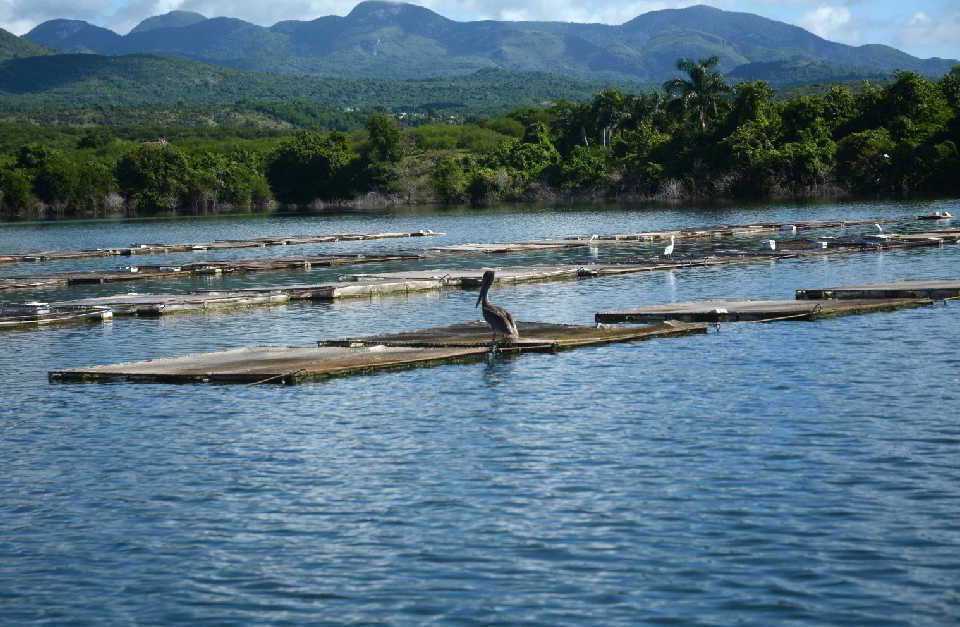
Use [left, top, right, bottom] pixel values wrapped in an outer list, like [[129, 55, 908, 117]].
[[2, 200, 959, 625]]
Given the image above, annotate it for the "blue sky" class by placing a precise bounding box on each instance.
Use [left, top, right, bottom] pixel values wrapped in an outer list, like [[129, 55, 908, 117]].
[[2, 0, 958, 60]]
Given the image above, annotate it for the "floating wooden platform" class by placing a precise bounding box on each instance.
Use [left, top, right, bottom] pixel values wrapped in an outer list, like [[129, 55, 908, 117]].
[[796, 279, 960, 300], [52, 291, 291, 316], [0, 230, 443, 265], [342, 263, 708, 287], [427, 240, 589, 254], [51, 279, 447, 316], [0, 253, 425, 291], [48, 320, 707, 384], [0, 302, 113, 328], [566, 218, 901, 242], [596, 298, 933, 323], [890, 229, 960, 243], [422, 229, 951, 274]]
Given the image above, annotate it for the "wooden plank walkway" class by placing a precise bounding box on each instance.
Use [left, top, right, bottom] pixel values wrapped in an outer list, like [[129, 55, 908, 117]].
[[0, 302, 113, 328], [796, 279, 960, 300], [48, 320, 707, 384], [0, 230, 443, 265], [596, 298, 933, 323]]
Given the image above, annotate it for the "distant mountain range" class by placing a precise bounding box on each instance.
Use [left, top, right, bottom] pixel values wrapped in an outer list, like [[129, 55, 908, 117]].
[[21, 1, 957, 83]]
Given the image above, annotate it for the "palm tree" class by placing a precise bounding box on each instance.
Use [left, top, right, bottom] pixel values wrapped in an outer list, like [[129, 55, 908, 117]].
[[589, 89, 627, 147], [662, 56, 731, 132]]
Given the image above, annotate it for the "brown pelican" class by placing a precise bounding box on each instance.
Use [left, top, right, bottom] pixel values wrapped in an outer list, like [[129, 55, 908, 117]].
[[476, 270, 519, 342]]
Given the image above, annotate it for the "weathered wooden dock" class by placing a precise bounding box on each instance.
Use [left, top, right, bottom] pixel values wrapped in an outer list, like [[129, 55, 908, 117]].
[[52, 291, 291, 316], [596, 297, 934, 324], [0, 302, 113, 328], [427, 240, 591, 254], [796, 279, 960, 300], [885, 229, 960, 243], [0, 253, 425, 291], [342, 263, 711, 287], [0, 230, 443, 265], [565, 218, 902, 243], [51, 279, 447, 316], [48, 320, 707, 384]]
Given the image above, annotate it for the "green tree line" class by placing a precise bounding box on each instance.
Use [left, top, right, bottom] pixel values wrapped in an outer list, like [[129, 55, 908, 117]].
[[431, 60, 960, 204], [0, 61, 957, 218]]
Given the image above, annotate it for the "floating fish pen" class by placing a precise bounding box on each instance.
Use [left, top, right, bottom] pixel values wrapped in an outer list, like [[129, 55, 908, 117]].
[[0, 253, 426, 292], [52, 291, 292, 316], [596, 298, 934, 324], [796, 279, 960, 301], [0, 302, 113, 328], [342, 263, 711, 287], [564, 218, 903, 243], [6, 224, 954, 294], [51, 279, 450, 317], [0, 230, 443, 265], [427, 241, 590, 254], [48, 320, 707, 385]]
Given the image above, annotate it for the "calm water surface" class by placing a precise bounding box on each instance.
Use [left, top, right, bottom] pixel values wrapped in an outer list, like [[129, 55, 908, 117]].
[[2, 200, 959, 625]]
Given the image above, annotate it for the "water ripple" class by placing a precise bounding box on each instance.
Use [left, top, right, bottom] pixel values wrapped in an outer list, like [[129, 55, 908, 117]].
[[2, 202, 960, 624]]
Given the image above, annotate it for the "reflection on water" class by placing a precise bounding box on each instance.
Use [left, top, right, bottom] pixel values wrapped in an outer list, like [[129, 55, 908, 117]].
[[2, 199, 960, 624]]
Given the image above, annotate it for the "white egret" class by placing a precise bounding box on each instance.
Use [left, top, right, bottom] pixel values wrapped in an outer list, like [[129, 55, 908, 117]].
[[662, 235, 676, 258]]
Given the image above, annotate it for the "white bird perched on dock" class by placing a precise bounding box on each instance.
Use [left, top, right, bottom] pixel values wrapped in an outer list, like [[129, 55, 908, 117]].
[[662, 235, 676, 258]]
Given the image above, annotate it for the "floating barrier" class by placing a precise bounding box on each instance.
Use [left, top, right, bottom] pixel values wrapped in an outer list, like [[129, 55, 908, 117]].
[[0, 230, 444, 265]]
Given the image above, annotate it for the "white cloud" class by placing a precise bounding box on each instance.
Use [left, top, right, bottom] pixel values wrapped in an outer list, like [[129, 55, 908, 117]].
[[0, 0, 113, 34], [428, 1, 700, 25], [0, 0, 814, 37], [797, 5, 859, 43], [899, 9, 960, 56], [99, 0, 706, 34]]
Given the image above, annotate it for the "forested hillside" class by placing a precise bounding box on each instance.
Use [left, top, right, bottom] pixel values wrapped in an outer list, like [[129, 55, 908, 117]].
[[0, 54, 636, 119], [0, 28, 52, 61]]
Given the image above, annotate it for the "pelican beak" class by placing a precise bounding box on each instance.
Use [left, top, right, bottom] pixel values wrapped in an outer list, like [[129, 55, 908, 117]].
[[475, 294, 481, 308]]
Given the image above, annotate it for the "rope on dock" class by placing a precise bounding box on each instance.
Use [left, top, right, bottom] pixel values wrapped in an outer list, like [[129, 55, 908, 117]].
[[245, 369, 307, 386], [754, 305, 822, 323]]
